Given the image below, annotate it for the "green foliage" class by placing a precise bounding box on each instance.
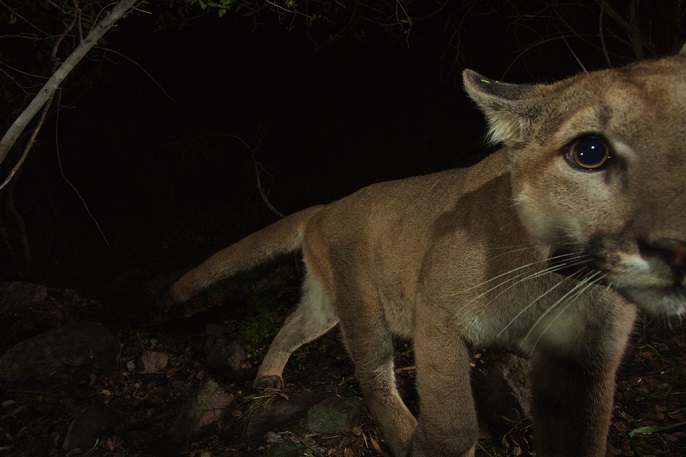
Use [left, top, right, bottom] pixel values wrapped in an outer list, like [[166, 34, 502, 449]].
[[638, 342, 686, 389], [629, 421, 686, 456], [193, 0, 235, 17], [176, 0, 430, 47], [0, 0, 119, 120], [475, 416, 532, 456], [157, 219, 300, 358], [222, 261, 299, 358]]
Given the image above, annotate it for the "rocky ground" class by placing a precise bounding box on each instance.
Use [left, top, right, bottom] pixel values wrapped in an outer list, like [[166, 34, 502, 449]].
[[0, 279, 685, 457]]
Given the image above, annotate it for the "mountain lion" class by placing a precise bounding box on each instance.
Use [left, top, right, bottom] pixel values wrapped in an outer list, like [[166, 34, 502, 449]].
[[167, 48, 686, 456]]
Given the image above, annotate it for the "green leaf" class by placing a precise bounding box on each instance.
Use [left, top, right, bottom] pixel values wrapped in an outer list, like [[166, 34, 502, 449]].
[[629, 420, 686, 437], [629, 420, 686, 457]]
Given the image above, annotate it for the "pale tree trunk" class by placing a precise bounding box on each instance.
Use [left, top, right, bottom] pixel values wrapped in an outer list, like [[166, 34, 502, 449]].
[[0, 0, 139, 175]]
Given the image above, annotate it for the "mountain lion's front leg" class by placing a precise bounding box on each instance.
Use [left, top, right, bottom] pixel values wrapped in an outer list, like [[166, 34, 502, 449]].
[[530, 351, 619, 456], [410, 305, 477, 457], [531, 324, 633, 457], [336, 296, 417, 456]]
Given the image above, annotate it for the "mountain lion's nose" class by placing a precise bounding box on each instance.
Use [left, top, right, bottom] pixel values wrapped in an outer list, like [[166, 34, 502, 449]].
[[642, 238, 686, 275]]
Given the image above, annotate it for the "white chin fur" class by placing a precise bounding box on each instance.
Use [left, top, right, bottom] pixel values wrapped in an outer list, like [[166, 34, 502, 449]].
[[619, 287, 686, 316]]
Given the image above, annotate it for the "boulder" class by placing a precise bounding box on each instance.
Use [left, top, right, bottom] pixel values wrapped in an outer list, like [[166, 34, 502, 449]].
[[169, 379, 234, 442], [306, 397, 366, 434], [137, 350, 169, 373], [0, 281, 48, 313], [245, 391, 328, 444], [62, 401, 120, 450], [472, 350, 532, 431], [0, 322, 119, 382]]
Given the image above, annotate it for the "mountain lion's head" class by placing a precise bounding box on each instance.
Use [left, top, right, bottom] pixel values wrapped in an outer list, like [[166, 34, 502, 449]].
[[464, 48, 686, 317]]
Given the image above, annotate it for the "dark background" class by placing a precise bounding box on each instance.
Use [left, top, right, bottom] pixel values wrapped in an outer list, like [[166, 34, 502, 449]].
[[1, 2, 682, 289]]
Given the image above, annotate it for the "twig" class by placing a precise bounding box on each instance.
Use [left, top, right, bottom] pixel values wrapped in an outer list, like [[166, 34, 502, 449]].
[[0, 95, 53, 191], [250, 150, 285, 219], [0, 0, 74, 190], [222, 133, 285, 219], [54, 89, 110, 245], [0, 0, 139, 168], [598, 1, 612, 67], [601, 0, 645, 59], [93, 46, 177, 103]]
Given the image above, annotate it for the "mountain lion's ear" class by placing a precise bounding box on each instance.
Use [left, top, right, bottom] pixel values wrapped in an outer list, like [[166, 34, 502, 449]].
[[679, 43, 686, 57], [463, 69, 548, 146]]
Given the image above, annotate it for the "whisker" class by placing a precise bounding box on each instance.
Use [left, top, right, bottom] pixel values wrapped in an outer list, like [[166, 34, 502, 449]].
[[444, 249, 587, 299], [522, 268, 601, 342], [495, 256, 593, 336], [471, 254, 592, 307], [527, 270, 606, 352], [497, 276, 569, 337]]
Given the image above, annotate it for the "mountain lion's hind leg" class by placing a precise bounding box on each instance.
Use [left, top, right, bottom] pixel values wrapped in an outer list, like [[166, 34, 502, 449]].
[[254, 272, 338, 389]]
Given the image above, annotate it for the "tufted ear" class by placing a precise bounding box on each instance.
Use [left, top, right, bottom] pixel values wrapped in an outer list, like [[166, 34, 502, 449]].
[[463, 69, 550, 146]]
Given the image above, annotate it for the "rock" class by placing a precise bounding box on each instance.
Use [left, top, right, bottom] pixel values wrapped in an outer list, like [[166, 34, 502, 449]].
[[0, 281, 48, 313], [306, 397, 366, 434], [472, 350, 532, 431], [169, 379, 234, 442], [137, 350, 169, 373], [205, 336, 246, 372], [0, 284, 80, 351], [265, 431, 282, 443], [246, 391, 328, 444], [206, 323, 224, 337], [0, 322, 119, 382], [62, 401, 120, 450], [263, 439, 303, 456]]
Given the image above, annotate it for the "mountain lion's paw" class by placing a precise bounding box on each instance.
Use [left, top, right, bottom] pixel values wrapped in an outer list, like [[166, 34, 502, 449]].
[[253, 375, 284, 390]]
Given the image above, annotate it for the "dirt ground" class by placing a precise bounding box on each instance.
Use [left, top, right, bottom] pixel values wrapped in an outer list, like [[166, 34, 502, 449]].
[[1, 283, 685, 457]]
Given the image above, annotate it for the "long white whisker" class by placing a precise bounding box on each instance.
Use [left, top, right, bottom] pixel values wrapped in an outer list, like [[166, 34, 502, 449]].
[[497, 277, 569, 337], [523, 269, 601, 343], [444, 249, 587, 299], [470, 254, 592, 309], [527, 270, 606, 351], [495, 255, 594, 336]]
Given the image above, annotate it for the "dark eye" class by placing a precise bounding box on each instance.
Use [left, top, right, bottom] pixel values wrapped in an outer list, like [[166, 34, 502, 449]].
[[565, 135, 611, 170]]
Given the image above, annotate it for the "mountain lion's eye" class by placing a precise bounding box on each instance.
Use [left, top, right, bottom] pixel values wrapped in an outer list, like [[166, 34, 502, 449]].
[[565, 135, 611, 170]]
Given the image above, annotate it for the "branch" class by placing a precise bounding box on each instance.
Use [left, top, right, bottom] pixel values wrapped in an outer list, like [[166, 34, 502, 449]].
[[0, 0, 139, 168], [223, 133, 285, 219], [250, 150, 285, 219], [0, 95, 53, 191], [600, 0, 645, 59]]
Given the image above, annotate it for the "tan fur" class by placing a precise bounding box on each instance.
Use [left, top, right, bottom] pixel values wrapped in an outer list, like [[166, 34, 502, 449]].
[[167, 48, 686, 457]]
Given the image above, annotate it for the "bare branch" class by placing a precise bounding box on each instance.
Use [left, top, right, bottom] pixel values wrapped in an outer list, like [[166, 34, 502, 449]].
[[250, 150, 285, 219], [94, 46, 177, 103], [223, 133, 285, 219], [598, 1, 612, 67], [0, 0, 139, 169], [599, 0, 631, 31], [600, 0, 645, 59], [53, 90, 110, 245], [0, 95, 53, 191], [628, 0, 645, 59]]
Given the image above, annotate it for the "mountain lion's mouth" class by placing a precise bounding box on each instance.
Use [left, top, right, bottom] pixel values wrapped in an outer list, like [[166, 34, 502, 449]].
[[547, 246, 686, 315]]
